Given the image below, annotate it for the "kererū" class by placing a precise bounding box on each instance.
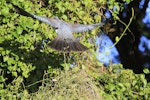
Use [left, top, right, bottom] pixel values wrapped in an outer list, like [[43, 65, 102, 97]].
[[13, 4, 105, 52]]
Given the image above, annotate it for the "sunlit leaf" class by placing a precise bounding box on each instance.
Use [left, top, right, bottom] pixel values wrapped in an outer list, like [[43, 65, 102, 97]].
[[115, 36, 119, 42], [143, 68, 150, 74]]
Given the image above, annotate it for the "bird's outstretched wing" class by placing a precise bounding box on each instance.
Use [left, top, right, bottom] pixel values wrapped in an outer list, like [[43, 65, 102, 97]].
[[71, 22, 105, 33], [12, 4, 57, 27]]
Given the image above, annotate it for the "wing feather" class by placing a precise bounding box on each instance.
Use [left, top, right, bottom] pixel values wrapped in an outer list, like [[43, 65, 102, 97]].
[[13, 4, 57, 27], [71, 22, 105, 33]]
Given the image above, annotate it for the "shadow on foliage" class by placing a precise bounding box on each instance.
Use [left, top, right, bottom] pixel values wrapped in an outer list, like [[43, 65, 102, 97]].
[[0, 39, 65, 93]]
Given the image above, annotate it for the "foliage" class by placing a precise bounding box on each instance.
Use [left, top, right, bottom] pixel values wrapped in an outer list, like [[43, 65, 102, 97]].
[[30, 68, 103, 100], [29, 65, 150, 100], [0, 0, 149, 100], [96, 65, 150, 100]]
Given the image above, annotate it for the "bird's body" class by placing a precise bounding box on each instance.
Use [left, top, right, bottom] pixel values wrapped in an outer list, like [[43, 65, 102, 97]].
[[13, 4, 105, 52]]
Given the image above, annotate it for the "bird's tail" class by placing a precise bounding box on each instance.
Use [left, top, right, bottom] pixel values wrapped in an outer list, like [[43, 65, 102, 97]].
[[49, 37, 88, 52]]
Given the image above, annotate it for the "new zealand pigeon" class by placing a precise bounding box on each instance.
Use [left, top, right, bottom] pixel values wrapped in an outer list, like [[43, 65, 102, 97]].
[[13, 4, 105, 52]]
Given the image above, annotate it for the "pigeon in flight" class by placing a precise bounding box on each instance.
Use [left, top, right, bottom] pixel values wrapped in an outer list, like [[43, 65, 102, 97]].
[[13, 4, 105, 52]]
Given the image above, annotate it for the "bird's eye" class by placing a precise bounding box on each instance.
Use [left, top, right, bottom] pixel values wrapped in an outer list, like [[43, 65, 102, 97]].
[[55, 27, 58, 29]]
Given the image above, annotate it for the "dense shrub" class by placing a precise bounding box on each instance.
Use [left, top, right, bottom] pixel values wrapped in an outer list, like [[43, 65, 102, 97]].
[[1, 0, 149, 100]]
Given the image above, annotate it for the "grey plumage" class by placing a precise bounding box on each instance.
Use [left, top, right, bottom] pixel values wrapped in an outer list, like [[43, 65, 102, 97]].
[[13, 4, 105, 52]]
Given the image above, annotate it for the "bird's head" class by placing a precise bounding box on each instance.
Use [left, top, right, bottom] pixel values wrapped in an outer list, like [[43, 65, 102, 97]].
[[50, 17, 61, 29]]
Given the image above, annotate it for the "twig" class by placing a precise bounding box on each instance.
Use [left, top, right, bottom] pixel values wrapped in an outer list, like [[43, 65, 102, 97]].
[[110, 8, 134, 47]]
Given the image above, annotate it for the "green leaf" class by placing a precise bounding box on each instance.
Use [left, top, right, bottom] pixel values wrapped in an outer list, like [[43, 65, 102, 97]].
[[1, 7, 9, 16], [143, 68, 150, 74], [115, 36, 119, 42], [7, 58, 15, 65], [12, 72, 18, 77], [61, 63, 70, 71], [62, 15, 67, 20], [140, 74, 147, 87], [3, 56, 9, 62], [0, 37, 5, 43], [17, 26, 23, 35], [0, 76, 5, 82]]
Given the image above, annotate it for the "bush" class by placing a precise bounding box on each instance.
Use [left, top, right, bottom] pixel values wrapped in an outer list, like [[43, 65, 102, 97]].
[[1, 0, 150, 100], [95, 65, 150, 100], [30, 68, 103, 100]]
